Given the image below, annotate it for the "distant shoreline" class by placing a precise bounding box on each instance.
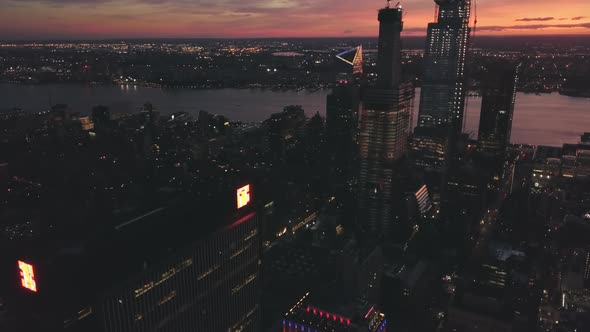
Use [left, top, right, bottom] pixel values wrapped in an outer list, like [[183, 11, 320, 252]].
[[3, 81, 590, 99], [2, 35, 590, 43]]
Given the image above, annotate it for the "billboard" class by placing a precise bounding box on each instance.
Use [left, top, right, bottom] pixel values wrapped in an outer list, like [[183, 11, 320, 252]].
[[18, 260, 37, 292], [237, 185, 251, 209]]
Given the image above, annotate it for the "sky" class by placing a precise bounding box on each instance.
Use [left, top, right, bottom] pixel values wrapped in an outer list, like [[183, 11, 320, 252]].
[[1, 0, 590, 39]]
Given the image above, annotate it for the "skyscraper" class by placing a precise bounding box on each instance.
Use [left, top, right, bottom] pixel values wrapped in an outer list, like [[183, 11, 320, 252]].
[[4, 184, 261, 332], [326, 81, 360, 187], [478, 62, 519, 154], [328, 44, 363, 178], [334, 46, 364, 77], [358, 2, 415, 238], [418, 0, 471, 134]]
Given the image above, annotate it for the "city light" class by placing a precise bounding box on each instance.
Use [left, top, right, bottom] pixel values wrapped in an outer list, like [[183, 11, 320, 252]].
[[237, 184, 251, 209], [18, 260, 37, 293]]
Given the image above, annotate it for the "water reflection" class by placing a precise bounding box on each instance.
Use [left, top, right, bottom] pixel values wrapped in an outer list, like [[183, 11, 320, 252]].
[[1, 83, 588, 146]]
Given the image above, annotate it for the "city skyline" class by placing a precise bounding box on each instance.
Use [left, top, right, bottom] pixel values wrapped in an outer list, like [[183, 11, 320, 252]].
[[1, 1, 590, 331], [1, 0, 590, 39]]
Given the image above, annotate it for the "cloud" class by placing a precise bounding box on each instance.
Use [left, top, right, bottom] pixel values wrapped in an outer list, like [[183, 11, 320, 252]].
[[478, 23, 590, 32], [572, 16, 587, 21], [515, 17, 554, 22], [2, 0, 590, 39], [6, 0, 114, 6]]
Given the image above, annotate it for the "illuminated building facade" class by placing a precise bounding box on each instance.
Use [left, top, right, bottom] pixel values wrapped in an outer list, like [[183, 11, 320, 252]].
[[358, 4, 415, 237], [282, 294, 387, 332], [410, 127, 448, 170], [103, 212, 259, 332], [414, 184, 433, 216], [335, 46, 364, 76], [79, 116, 94, 131], [418, 0, 471, 134], [17, 260, 37, 293], [5, 184, 260, 332], [478, 62, 519, 154]]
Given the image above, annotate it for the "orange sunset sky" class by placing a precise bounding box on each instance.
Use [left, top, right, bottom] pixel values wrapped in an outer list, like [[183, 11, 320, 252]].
[[1, 0, 589, 39]]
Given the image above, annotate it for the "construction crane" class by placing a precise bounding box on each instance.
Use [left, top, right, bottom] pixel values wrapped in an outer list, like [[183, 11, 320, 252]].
[[472, 0, 478, 41]]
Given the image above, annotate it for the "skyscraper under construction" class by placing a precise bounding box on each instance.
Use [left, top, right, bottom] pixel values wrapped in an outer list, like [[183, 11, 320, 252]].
[[358, 2, 414, 238]]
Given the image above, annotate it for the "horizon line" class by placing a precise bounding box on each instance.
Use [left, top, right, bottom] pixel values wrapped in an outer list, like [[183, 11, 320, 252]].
[[2, 34, 590, 42]]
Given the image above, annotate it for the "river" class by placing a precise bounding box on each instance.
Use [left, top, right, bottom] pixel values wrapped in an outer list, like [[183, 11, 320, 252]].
[[1, 83, 589, 146]]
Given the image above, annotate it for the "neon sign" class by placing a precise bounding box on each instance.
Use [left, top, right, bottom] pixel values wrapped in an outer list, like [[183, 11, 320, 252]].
[[18, 260, 37, 292], [237, 185, 251, 209]]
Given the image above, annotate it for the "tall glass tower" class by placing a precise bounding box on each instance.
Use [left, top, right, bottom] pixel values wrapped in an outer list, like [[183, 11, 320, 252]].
[[478, 62, 519, 153], [418, 0, 471, 134], [358, 3, 415, 238]]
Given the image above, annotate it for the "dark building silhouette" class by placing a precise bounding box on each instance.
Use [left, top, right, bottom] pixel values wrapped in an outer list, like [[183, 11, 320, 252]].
[[266, 106, 306, 165], [328, 41, 363, 188], [3, 184, 261, 332], [358, 3, 415, 238], [304, 112, 326, 166], [91, 106, 110, 127], [281, 293, 386, 332], [197, 110, 213, 138], [478, 62, 519, 154], [0, 162, 7, 203], [418, 0, 471, 134], [326, 81, 360, 186]]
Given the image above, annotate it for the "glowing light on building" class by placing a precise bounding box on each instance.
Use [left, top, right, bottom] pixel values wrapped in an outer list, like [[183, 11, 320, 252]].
[[365, 305, 375, 319], [18, 260, 37, 292], [237, 184, 251, 209], [335, 46, 364, 75]]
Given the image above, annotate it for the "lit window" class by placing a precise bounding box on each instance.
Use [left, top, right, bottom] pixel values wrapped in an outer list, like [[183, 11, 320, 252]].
[[18, 260, 37, 292], [237, 185, 251, 209]]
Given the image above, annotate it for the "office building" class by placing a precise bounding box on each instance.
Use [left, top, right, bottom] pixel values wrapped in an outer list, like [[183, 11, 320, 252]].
[[266, 106, 307, 165], [334, 46, 364, 77], [282, 293, 387, 332], [358, 3, 415, 237], [478, 62, 519, 154], [418, 0, 471, 134], [447, 251, 536, 332], [410, 127, 449, 170], [3, 183, 261, 332], [328, 41, 363, 190], [414, 184, 434, 216], [326, 80, 360, 186]]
